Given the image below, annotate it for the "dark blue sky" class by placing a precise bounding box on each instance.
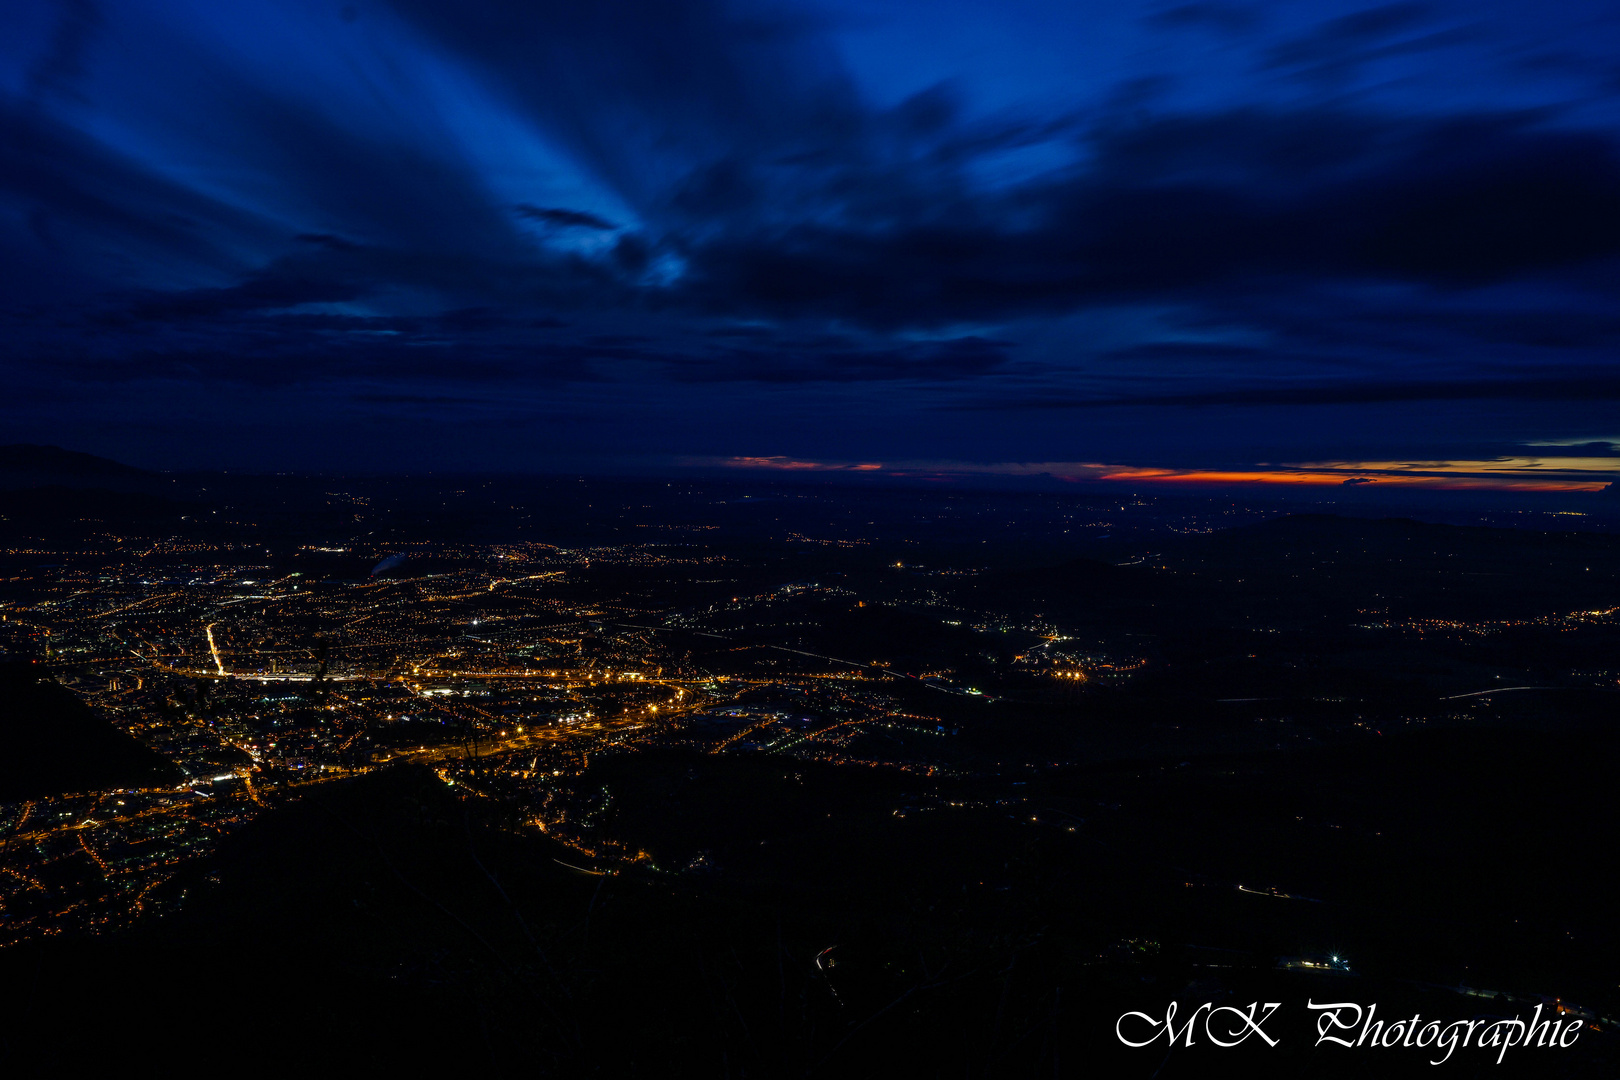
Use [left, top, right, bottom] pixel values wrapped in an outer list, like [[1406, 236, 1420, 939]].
[[4, 0, 1619, 491]]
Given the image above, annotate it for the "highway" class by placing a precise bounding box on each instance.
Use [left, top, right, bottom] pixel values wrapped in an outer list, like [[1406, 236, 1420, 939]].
[[373, 682, 713, 765], [204, 622, 226, 676]]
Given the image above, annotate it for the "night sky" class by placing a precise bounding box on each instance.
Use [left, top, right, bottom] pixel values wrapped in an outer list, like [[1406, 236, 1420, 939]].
[[4, 0, 1619, 491]]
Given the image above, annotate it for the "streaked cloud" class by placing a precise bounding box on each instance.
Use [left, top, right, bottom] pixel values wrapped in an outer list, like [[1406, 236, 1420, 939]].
[[707, 453, 1619, 491], [2, 0, 1618, 475]]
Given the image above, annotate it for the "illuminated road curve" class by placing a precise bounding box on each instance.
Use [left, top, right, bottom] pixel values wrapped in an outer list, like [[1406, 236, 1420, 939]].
[[373, 688, 712, 765]]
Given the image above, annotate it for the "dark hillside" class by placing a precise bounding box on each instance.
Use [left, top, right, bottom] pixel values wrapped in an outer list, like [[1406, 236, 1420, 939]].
[[0, 663, 179, 801]]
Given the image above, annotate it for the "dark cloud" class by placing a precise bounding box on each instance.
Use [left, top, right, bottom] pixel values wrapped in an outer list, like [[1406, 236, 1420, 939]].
[[586, 334, 652, 346], [1146, 3, 1262, 34], [0, 102, 273, 299], [127, 259, 368, 320], [673, 110, 1620, 328], [705, 325, 776, 338], [513, 205, 617, 230], [33, 322, 627, 389], [11, 3, 1619, 334], [384, 0, 864, 223], [666, 335, 1012, 384], [1519, 441, 1620, 457], [1377, 310, 1620, 351], [351, 393, 492, 405], [957, 371, 1620, 410], [1264, 2, 1437, 69], [1100, 342, 1282, 363], [296, 233, 363, 251], [4, 0, 1620, 471], [25, 0, 102, 104]]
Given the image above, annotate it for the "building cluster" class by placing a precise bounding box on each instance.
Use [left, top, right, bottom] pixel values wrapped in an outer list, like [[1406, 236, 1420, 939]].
[[2, 532, 1103, 942]]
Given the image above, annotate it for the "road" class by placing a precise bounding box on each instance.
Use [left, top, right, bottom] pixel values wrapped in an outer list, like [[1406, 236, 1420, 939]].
[[373, 682, 714, 765]]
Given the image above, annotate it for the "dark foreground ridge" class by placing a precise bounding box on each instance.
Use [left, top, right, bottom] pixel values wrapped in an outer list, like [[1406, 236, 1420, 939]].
[[2, 735, 1614, 1077], [0, 663, 179, 802]]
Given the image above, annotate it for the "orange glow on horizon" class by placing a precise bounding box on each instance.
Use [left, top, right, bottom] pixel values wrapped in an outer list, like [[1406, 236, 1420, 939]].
[[1086, 466, 1606, 492], [702, 454, 1613, 492]]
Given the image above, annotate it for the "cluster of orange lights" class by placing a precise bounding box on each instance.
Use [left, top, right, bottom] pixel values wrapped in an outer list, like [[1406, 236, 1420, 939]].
[[709, 454, 1616, 493]]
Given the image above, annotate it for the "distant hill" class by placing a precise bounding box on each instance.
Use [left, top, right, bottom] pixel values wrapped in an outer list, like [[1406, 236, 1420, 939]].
[[0, 444, 150, 484], [0, 445, 144, 473], [0, 663, 180, 801]]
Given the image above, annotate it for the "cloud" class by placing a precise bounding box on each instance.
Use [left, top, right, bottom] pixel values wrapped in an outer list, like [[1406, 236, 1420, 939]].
[[25, 0, 102, 105], [384, 0, 865, 223], [665, 335, 1013, 383], [513, 205, 617, 230], [1146, 3, 1262, 35], [127, 258, 369, 320], [0, 101, 276, 299], [705, 454, 1616, 492], [351, 393, 492, 405], [4, 0, 1620, 472], [1262, 2, 1449, 71], [671, 109, 1620, 329], [11, 2, 1620, 335], [956, 370, 1620, 410], [1518, 440, 1620, 456], [1098, 342, 1281, 364], [714, 456, 884, 472], [39, 321, 623, 389]]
